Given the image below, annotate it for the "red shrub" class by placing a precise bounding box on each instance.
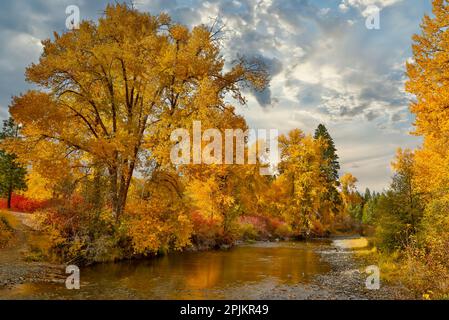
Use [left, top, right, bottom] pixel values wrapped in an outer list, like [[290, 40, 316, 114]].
[[238, 215, 292, 239], [239, 215, 268, 235], [0, 194, 48, 213], [190, 211, 224, 248]]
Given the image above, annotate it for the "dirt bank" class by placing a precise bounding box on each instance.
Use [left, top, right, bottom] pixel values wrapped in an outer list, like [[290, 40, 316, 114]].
[[0, 211, 64, 289]]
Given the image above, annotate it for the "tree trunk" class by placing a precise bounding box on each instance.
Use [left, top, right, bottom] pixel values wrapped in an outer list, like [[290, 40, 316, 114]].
[[92, 167, 103, 215], [109, 164, 133, 223], [109, 166, 120, 221], [7, 186, 12, 210]]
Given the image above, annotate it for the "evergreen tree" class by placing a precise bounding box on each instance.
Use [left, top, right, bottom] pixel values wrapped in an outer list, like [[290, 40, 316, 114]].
[[364, 188, 372, 203], [0, 118, 27, 209], [314, 124, 341, 206], [314, 124, 340, 184]]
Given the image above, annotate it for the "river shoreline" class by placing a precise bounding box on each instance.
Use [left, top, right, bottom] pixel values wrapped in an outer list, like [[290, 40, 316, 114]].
[[257, 239, 413, 300], [0, 211, 66, 289], [0, 212, 413, 299]]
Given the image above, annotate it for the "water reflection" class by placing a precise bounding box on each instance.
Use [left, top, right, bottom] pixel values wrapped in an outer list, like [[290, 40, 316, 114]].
[[1, 241, 330, 299]]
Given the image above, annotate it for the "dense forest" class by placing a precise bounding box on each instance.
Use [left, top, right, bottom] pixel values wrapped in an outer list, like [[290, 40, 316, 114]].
[[0, 2, 448, 299]]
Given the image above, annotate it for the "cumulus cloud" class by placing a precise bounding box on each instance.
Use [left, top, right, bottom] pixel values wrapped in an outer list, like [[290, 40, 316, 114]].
[[338, 0, 404, 15], [0, 0, 432, 190]]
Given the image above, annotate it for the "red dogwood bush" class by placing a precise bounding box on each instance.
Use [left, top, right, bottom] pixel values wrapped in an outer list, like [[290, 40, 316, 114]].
[[0, 194, 48, 213]]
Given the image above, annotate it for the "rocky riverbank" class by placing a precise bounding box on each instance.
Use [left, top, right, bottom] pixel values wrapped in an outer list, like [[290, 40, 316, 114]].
[[259, 237, 413, 300]]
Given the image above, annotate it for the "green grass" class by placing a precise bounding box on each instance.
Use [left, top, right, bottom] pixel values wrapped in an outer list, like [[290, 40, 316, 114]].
[[0, 212, 15, 247]]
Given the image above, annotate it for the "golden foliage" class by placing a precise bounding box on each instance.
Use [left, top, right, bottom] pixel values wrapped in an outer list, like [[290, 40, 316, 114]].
[[7, 3, 268, 220], [276, 129, 328, 234]]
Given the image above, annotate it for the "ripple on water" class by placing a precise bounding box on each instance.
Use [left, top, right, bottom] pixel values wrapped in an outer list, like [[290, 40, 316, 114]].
[[1, 241, 332, 299]]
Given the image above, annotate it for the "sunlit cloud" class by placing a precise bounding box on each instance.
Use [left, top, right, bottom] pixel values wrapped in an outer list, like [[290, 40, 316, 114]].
[[0, 0, 432, 190]]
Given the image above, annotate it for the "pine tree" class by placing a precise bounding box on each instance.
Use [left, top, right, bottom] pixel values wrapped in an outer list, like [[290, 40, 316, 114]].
[[364, 188, 372, 202], [314, 124, 343, 226], [0, 118, 27, 209], [314, 124, 340, 184]]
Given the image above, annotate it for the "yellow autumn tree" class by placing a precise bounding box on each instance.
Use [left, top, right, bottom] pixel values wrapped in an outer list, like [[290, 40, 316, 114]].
[[182, 109, 266, 240], [340, 173, 359, 206], [6, 3, 267, 221], [402, 0, 449, 297], [406, 0, 449, 200], [277, 129, 327, 236], [23, 169, 52, 201], [337, 172, 363, 227], [405, 0, 449, 238]]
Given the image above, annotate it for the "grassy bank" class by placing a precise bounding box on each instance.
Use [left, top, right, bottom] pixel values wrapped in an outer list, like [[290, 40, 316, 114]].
[[353, 237, 449, 300], [0, 213, 14, 248]]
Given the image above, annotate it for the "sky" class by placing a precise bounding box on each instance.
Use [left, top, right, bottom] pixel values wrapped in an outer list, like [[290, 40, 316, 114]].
[[0, 0, 433, 191]]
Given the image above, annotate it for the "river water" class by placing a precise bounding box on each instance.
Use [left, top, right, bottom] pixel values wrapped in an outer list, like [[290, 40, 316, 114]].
[[1, 241, 331, 299]]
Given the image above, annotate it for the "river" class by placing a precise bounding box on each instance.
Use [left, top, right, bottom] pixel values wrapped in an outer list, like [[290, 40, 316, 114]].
[[1, 241, 333, 299]]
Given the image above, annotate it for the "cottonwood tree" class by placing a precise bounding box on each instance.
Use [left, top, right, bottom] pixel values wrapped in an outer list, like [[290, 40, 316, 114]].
[[7, 4, 267, 221], [406, 0, 449, 201], [277, 129, 327, 235]]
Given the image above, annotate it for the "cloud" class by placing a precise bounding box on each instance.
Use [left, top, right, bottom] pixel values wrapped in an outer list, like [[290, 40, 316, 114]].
[[0, 0, 432, 190], [338, 0, 404, 15], [248, 55, 283, 107]]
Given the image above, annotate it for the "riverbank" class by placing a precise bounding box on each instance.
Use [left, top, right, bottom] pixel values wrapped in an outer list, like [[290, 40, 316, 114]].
[[258, 238, 413, 300], [0, 211, 65, 288], [0, 212, 413, 299]]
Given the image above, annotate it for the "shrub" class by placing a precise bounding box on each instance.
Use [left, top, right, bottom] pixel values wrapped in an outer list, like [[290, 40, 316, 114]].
[[272, 221, 292, 239], [238, 221, 259, 240], [402, 236, 449, 299], [309, 219, 329, 237], [126, 198, 193, 255], [400, 197, 449, 299], [0, 193, 48, 213], [373, 192, 417, 252], [0, 215, 14, 247], [239, 216, 270, 239], [34, 196, 124, 264], [236, 216, 293, 240], [190, 210, 223, 248]]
